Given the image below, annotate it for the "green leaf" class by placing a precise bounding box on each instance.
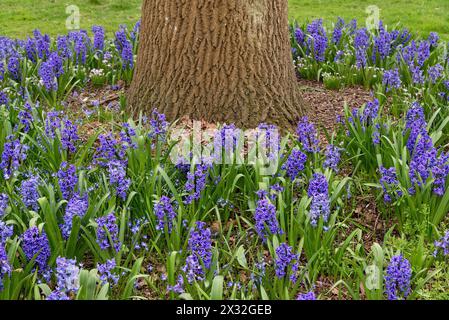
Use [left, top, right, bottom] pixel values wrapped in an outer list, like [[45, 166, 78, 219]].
[[210, 275, 224, 300], [236, 245, 248, 269]]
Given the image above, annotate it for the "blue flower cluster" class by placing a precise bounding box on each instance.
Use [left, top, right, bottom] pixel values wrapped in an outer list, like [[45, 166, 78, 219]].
[[305, 19, 328, 62], [93, 133, 131, 200], [297, 117, 320, 153], [0, 221, 13, 245], [57, 162, 77, 200], [61, 193, 88, 239], [97, 258, 119, 286], [154, 196, 177, 233], [108, 159, 131, 201], [256, 123, 280, 160], [55, 257, 80, 294], [182, 221, 212, 284], [96, 213, 121, 252], [120, 123, 137, 150], [379, 166, 402, 203], [0, 221, 12, 291], [323, 144, 342, 172], [383, 68, 402, 92], [214, 123, 241, 156], [184, 162, 211, 204], [38, 52, 64, 92], [61, 118, 79, 153], [296, 291, 316, 300], [18, 102, 33, 133], [115, 27, 134, 69], [308, 173, 330, 227], [20, 175, 40, 211], [22, 226, 51, 273], [254, 190, 282, 242], [433, 230, 449, 258], [0, 135, 28, 179], [44, 111, 61, 139], [0, 244, 11, 291], [281, 148, 307, 180], [0, 194, 8, 217], [405, 102, 449, 195], [94, 133, 125, 166], [92, 25, 105, 51], [274, 243, 299, 283], [354, 28, 370, 68], [46, 290, 70, 300], [148, 109, 169, 144], [384, 255, 412, 300]]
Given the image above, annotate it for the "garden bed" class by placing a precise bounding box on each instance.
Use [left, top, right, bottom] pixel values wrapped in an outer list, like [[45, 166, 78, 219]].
[[1, 17, 449, 301]]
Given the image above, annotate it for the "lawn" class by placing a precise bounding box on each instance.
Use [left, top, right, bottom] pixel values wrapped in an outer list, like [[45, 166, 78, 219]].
[[289, 0, 449, 40], [0, 0, 142, 38], [0, 0, 448, 40]]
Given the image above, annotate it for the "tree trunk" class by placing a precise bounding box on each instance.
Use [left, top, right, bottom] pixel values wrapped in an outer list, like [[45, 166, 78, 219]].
[[127, 0, 303, 129]]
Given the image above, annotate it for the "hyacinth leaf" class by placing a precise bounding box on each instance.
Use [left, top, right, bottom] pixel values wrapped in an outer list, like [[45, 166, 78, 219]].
[[369, 243, 385, 299], [39, 197, 63, 257], [210, 275, 224, 300], [80, 225, 106, 261], [11, 272, 36, 300], [65, 215, 82, 258], [278, 192, 286, 237], [115, 207, 130, 263], [357, 243, 384, 300], [330, 279, 359, 300], [38, 283, 52, 297], [84, 192, 111, 222], [75, 131, 100, 167], [167, 251, 178, 299], [179, 293, 193, 300], [156, 165, 184, 212], [77, 269, 99, 300], [427, 108, 441, 130], [329, 177, 350, 203], [334, 229, 362, 264], [433, 187, 449, 226], [400, 147, 409, 190], [22, 130, 60, 171], [260, 285, 269, 300], [34, 284, 51, 300], [193, 282, 210, 300], [121, 257, 144, 300], [236, 245, 248, 269], [96, 283, 110, 300]]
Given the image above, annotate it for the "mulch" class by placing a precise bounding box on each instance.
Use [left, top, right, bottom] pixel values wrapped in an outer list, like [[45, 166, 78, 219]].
[[298, 79, 373, 134], [67, 78, 373, 136]]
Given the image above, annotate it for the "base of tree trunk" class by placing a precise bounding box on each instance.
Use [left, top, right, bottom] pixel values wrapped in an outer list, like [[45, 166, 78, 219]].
[[127, 0, 304, 130]]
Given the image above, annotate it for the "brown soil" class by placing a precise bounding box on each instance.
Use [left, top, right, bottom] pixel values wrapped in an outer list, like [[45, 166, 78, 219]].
[[69, 79, 373, 141], [299, 79, 373, 134]]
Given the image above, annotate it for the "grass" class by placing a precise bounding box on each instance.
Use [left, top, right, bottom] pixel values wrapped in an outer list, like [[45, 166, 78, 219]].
[[289, 0, 449, 40], [0, 0, 142, 38], [0, 0, 448, 40]]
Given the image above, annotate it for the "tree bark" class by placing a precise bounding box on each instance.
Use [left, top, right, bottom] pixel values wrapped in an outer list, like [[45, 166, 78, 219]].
[[127, 0, 303, 129]]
